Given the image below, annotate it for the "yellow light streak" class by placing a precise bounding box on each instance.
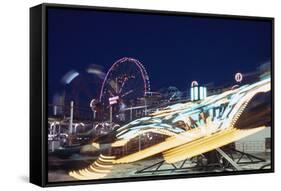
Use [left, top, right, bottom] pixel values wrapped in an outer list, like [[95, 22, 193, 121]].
[[69, 154, 115, 180], [113, 128, 209, 164], [93, 161, 113, 168], [91, 142, 100, 149], [112, 128, 177, 147], [100, 154, 116, 159], [89, 165, 111, 173], [163, 126, 266, 163]]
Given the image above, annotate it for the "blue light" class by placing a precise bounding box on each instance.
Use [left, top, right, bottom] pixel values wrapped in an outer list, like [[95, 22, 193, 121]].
[[199, 87, 203, 99], [204, 87, 207, 98], [194, 87, 198, 100], [191, 87, 194, 101]]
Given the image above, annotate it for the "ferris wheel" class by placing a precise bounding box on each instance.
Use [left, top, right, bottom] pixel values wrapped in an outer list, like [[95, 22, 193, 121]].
[[99, 57, 150, 110]]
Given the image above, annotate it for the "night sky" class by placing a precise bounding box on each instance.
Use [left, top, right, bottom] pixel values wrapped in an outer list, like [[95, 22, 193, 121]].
[[47, 7, 272, 105]]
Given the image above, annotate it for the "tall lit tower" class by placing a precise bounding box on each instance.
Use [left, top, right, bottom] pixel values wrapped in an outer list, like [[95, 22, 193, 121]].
[[190, 81, 207, 101]]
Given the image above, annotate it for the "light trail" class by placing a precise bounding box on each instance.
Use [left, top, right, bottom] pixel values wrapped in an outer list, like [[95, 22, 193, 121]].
[[69, 154, 116, 180], [69, 77, 271, 180], [163, 126, 266, 163], [112, 128, 178, 147]]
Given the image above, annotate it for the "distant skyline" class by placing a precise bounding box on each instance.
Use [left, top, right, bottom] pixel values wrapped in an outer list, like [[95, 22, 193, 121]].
[[47, 7, 272, 105]]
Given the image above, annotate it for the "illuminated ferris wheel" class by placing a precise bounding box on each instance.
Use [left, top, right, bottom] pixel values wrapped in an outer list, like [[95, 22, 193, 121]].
[[99, 57, 150, 109]]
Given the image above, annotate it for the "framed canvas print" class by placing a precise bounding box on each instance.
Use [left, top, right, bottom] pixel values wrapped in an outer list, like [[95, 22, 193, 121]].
[[30, 3, 274, 187]]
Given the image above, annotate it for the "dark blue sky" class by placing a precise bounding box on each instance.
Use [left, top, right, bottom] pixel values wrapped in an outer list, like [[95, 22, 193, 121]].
[[47, 7, 271, 102]]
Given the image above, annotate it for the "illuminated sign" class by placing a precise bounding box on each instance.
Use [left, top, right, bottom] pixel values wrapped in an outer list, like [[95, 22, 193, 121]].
[[109, 96, 119, 105]]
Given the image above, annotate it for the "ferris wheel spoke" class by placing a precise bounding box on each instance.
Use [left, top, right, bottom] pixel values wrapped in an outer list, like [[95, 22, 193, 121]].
[[108, 80, 118, 94], [110, 78, 121, 93], [121, 90, 134, 98], [118, 78, 127, 94]]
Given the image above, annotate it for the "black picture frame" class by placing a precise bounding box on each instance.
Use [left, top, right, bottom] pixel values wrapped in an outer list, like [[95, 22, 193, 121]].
[[30, 3, 274, 187]]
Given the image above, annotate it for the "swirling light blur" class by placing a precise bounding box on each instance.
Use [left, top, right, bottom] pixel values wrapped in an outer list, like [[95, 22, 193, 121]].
[[61, 70, 79, 84]]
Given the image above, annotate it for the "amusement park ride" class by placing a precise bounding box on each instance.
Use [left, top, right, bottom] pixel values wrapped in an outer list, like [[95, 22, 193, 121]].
[[48, 57, 271, 180], [98, 57, 152, 123]]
